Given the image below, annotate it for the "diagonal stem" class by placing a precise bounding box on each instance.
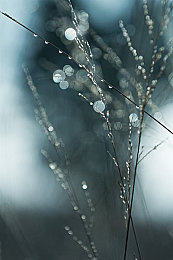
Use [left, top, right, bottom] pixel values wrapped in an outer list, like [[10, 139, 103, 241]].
[[123, 111, 144, 260], [106, 118, 142, 259]]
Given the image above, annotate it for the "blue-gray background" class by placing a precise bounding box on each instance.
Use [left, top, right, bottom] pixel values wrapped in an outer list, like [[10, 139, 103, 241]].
[[0, 0, 173, 259]]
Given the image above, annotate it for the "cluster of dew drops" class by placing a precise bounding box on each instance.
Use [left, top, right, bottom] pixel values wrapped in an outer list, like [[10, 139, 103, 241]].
[[36, 25, 140, 120], [51, 27, 106, 114]]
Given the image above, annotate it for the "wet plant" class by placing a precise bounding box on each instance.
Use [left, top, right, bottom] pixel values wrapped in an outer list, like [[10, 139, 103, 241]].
[[1, 0, 173, 259]]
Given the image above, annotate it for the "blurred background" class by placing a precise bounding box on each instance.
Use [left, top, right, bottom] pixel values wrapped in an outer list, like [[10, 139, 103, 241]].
[[0, 0, 173, 259]]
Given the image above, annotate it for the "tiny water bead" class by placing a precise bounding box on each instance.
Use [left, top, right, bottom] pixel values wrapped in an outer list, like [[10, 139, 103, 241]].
[[64, 226, 70, 231], [73, 205, 79, 211], [81, 215, 86, 220], [82, 184, 87, 190], [63, 65, 74, 76], [129, 113, 138, 123], [53, 70, 66, 83], [49, 162, 57, 170], [68, 230, 73, 235], [65, 28, 77, 40], [93, 100, 105, 113], [33, 33, 37, 37], [59, 81, 69, 90], [82, 181, 88, 190], [44, 40, 49, 44], [48, 126, 54, 132]]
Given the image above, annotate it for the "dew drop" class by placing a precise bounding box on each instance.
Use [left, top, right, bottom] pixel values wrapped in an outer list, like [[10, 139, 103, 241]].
[[59, 81, 69, 90], [64, 226, 70, 231], [63, 65, 74, 76], [82, 181, 88, 190], [49, 162, 57, 170], [45, 40, 49, 44], [93, 100, 105, 113], [65, 28, 77, 41], [53, 70, 66, 83], [73, 206, 78, 211], [48, 126, 54, 132], [129, 113, 138, 123], [59, 50, 63, 54], [82, 184, 88, 189], [34, 33, 38, 37]]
